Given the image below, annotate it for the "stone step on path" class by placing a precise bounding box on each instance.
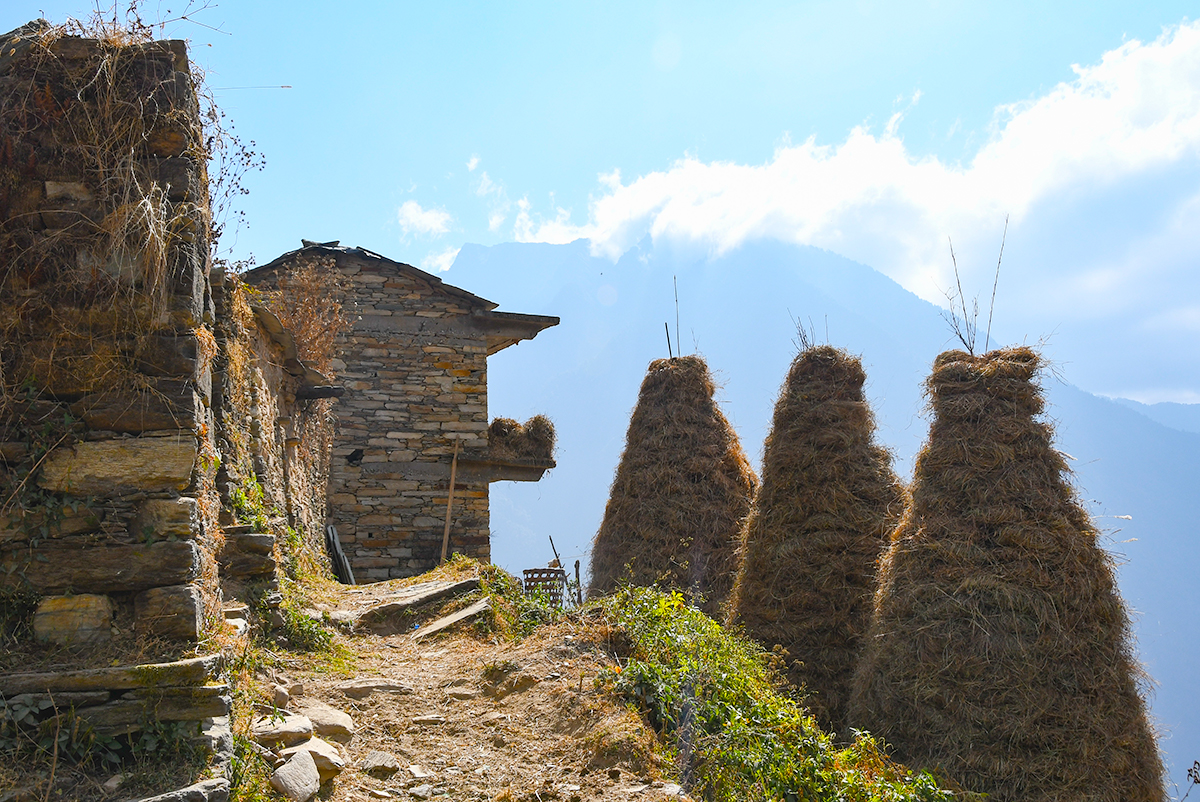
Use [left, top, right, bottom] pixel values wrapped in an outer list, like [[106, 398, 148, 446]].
[[350, 577, 481, 634], [412, 597, 490, 641]]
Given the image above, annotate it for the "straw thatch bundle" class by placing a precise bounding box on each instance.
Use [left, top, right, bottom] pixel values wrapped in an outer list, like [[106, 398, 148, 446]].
[[588, 356, 757, 617], [727, 346, 905, 734], [849, 347, 1164, 801], [489, 415, 556, 462]]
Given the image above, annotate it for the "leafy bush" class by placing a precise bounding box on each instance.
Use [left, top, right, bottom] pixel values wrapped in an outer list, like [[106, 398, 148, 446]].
[[599, 586, 953, 802]]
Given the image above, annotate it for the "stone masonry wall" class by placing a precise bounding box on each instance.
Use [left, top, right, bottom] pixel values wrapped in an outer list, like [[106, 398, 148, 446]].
[[210, 268, 335, 594], [0, 27, 331, 790], [250, 250, 492, 580], [0, 24, 219, 649]]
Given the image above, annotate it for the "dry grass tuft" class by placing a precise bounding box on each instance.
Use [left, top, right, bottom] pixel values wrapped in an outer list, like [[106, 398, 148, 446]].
[[262, 254, 352, 374], [727, 345, 905, 734], [588, 355, 757, 618], [489, 414, 555, 462], [848, 347, 1165, 801]]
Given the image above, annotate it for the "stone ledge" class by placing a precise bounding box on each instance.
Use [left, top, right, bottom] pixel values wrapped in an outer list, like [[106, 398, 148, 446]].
[[0, 540, 200, 594], [38, 435, 198, 494], [0, 654, 221, 696]]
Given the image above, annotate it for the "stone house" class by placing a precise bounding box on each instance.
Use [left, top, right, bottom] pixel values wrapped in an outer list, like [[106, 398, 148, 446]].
[[245, 242, 558, 581]]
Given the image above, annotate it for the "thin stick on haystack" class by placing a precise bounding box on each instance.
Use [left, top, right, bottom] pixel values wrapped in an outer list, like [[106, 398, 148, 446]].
[[849, 347, 1165, 801], [727, 345, 905, 735], [588, 355, 757, 617]]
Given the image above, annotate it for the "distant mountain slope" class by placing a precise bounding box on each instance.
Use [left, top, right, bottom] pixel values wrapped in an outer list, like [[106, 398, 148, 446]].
[[1112, 397, 1200, 435], [449, 238, 1198, 791]]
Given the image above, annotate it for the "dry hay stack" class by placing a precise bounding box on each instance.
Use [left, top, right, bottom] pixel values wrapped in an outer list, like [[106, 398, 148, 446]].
[[588, 355, 757, 617], [727, 345, 905, 734], [849, 347, 1164, 801], [489, 415, 556, 462]]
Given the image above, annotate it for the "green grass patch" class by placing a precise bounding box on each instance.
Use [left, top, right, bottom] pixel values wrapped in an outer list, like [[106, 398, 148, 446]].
[[599, 586, 954, 802]]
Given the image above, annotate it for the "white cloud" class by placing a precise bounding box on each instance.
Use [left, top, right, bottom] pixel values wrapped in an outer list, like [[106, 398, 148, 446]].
[[515, 20, 1200, 305], [475, 171, 514, 231], [477, 171, 498, 197], [467, 155, 480, 172], [421, 246, 460, 273], [397, 200, 452, 239]]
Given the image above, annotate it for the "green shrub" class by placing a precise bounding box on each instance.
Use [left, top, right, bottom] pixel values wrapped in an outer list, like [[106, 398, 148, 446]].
[[600, 586, 953, 802]]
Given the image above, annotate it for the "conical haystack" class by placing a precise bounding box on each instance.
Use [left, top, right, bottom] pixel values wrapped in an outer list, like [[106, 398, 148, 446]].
[[588, 355, 757, 617], [849, 347, 1164, 801], [727, 346, 905, 734]]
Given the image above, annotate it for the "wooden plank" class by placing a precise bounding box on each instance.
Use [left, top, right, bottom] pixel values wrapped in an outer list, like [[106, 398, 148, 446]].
[[411, 598, 490, 642]]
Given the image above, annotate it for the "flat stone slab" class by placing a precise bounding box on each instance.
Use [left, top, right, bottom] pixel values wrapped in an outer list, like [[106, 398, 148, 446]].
[[412, 598, 490, 641], [38, 435, 197, 494], [294, 699, 356, 743], [337, 678, 414, 699], [280, 736, 345, 781], [77, 686, 231, 737], [354, 578, 480, 634], [136, 776, 230, 802], [132, 497, 200, 541], [252, 713, 314, 748], [361, 750, 401, 778], [0, 541, 200, 594], [0, 654, 221, 696]]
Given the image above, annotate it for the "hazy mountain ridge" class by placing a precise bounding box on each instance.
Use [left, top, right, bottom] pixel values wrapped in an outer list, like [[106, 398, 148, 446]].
[[448, 238, 1198, 790], [1111, 397, 1200, 435]]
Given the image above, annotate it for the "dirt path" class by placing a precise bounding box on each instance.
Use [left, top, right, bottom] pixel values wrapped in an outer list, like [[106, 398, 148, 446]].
[[263, 588, 687, 801]]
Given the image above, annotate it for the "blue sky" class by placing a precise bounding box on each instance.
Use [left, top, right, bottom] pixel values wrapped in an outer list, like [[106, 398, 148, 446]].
[[8, 0, 1200, 402]]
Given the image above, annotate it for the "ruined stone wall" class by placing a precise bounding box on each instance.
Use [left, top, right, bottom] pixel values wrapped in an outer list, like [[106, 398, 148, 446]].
[[0, 25, 219, 648], [210, 269, 335, 592], [0, 28, 331, 793]]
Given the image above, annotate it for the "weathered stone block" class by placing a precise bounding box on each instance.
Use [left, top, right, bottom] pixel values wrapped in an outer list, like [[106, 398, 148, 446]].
[[38, 436, 197, 494], [71, 380, 204, 433], [280, 737, 345, 781], [219, 552, 276, 578], [228, 532, 274, 555], [0, 505, 102, 545], [252, 713, 313, 748], [132, 497, 201, 541], [76, 686, 230, 736], [133, 333, 204, 378], [146, 125, 189, 158], [0, 541, 200, 593], [293, 699, 355, 744], [0, 654, 221, 696], [32, 594, 113, 645], [135, 584, 202, 640], [271, 750, 320, 802], [167, 241, 207, 326], [44, 181, 92, 202]]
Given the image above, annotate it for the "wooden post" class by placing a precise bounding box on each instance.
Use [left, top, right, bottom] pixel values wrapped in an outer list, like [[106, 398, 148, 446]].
[[440, 439, 461, 564]]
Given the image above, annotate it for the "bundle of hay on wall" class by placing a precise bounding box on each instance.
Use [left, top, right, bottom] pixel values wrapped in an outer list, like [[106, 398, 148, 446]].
[[727, 345, 905, 734], [488, 415, 556, 462], [849, 347, 1164, 801], [588, 356, 757, 618]]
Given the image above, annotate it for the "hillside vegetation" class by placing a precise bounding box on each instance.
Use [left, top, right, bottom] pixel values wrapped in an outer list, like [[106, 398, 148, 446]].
[[219, 557, 955, 802]]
